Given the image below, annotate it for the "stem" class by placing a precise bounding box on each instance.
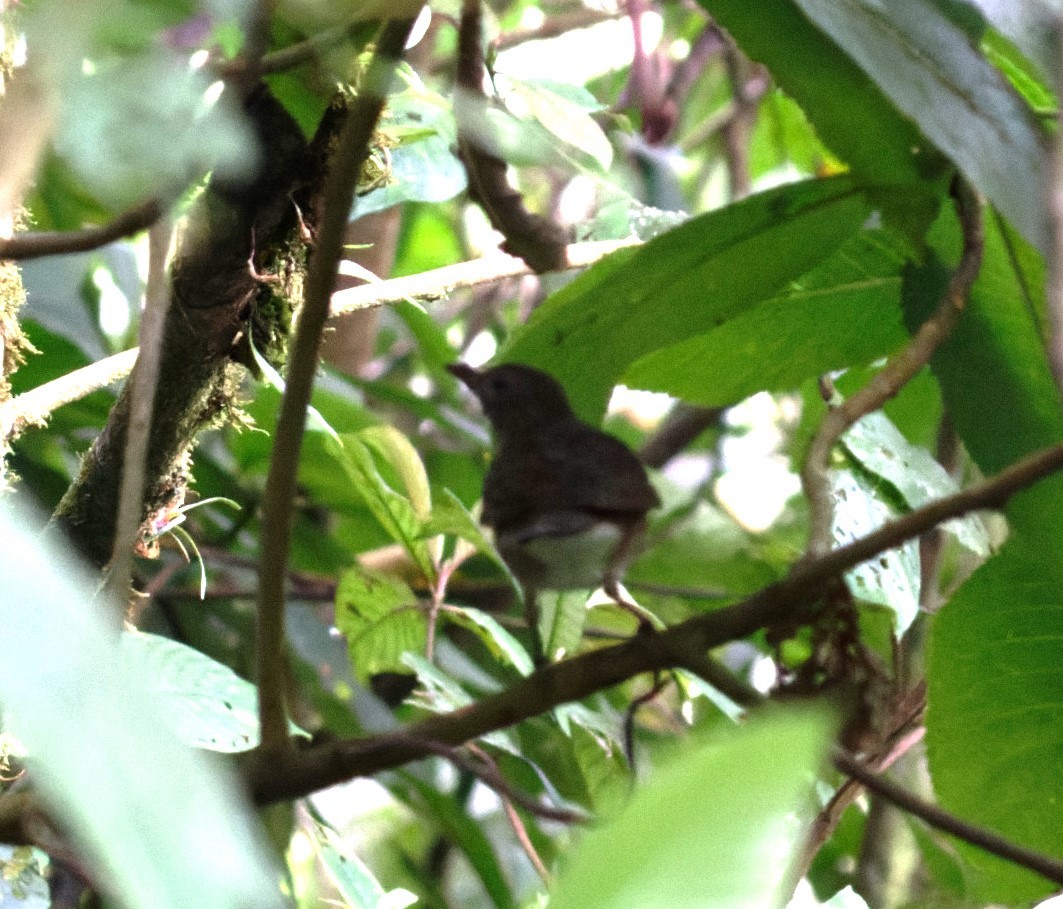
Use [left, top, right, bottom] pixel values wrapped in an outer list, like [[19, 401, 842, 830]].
[[255, 18, 417, 753], [103, 219, 172, 613], [0, 200, 161, 261], [801, 180, 984, 557], [833, 749, 1063, 886]]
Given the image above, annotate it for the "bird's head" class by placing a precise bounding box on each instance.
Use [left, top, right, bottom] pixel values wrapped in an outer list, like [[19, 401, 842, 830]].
[[447, 362, 575, 435]]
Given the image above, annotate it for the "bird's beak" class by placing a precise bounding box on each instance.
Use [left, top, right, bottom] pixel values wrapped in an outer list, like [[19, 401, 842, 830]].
[[446, 362, 482, 390]]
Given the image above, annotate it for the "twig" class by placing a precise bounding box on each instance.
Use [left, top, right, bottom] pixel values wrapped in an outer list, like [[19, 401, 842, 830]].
[[0, 200, 162, 261], [638, 403, 725, 469], [102, 219, 172, 611], [249, 434, 1063, 803], [331, 239, 638, 316], [801, 180, 985, 557], [2, 240, 637, 435], [465, 742, 561, 883], [0, 348, 138, 441], [255, 18, 417, 754], [832, 749, 1063, 886], [493, 7, 621, 50]]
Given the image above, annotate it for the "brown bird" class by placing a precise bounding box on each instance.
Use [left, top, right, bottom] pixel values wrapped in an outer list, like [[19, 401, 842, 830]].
[[447, 362, 660, 659]]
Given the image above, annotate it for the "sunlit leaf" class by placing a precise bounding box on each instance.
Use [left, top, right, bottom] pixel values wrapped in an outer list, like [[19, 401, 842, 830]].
[[336, 565, 427, 684], [549, 709, 832, 909]]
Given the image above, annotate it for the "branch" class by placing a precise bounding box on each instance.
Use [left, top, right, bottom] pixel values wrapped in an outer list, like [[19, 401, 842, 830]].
[[331, 239, 637, 315], [254, 18, 417, 754], [0, 349, 138, 441], [833, 749, 1063, 886], [801, 180, 985, 556], [3, 240, 636, 436], [0, 200, 161, 261], [248, 436, 1063, 803], [102, 220, 172, 608]]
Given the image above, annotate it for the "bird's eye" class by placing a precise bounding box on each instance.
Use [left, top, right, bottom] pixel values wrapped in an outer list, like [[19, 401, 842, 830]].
[[490, 377, 509, 393]]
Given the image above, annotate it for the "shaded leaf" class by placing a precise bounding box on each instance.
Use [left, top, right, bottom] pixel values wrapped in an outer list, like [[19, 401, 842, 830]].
[[335, 432, 435, 579], [928, 539, 1063, 904], [446, 605, 534, 676], [312, 822, 418, 909], [421, 487, 520, 595], [123, 632, 305, 752], [626, 229, 908, 406], [830, 467, 921, 633], [503, 176, 871, 422], [794, 0, 1050, 253], [842, 411, 989, 556]]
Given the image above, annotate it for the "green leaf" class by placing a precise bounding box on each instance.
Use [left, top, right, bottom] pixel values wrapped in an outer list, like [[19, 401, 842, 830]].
[[698, 1, 938, 200], [539, 589, 591, 661], [354, 64, 466, 217], [446, 606, 535, 676], [502, 175, 871, 422], [421, 487, 520, 596], [829, 465, 921, 634], [335, 565, 427, 684], [398, 774, 514, 909], [334, 432, 435, 578], [312, 822, 418, 909], [905, 204, 1063, 549], [793, 0, 1050, 254], [0, 504, 284, 909], [549, 709, 832, 909], [625, 229, 909, 405], [842, 411, 989, 556], [927, 539, 1063, 904], [358, 425, 433, 522], [123, 632, 305, 752], [505, 76, 614, 172]]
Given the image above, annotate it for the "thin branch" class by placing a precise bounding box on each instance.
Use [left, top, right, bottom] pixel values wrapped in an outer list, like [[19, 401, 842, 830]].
[[255, 18, 417, 754], [331, 239, 637, 316], [0, 348, 138, 441], [638, 403, 725, 469], [249, 435, 1063, 803], [2, 240, 637, 435], [801, 180, 985, 557], [0, 200, 161, 261], [493, 7, 621, 51], [832, 749, 1063, 886], [102, 219, 172, 611]]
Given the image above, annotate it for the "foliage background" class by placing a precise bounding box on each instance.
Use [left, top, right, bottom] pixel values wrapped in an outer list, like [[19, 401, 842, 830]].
[[1, 1, 1062, 908]]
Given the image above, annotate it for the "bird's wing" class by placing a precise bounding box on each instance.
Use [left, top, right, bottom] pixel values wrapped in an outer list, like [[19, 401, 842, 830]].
[[547, 422, 660, 516]]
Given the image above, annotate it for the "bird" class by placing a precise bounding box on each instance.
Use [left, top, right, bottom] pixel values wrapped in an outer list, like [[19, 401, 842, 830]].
[[447, 362, 660, 660]]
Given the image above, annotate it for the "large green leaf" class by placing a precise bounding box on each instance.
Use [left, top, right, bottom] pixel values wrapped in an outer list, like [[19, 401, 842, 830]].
[[698, 2, 941, 207], [502, 176, 871, 422], [549, 709, 831, 909], [913, 187, 1063, 903], [927, 539, 1063, 904], [793, 0, 1050, 254], [625, 229, 908, 405], [0, 505, 284, 909]]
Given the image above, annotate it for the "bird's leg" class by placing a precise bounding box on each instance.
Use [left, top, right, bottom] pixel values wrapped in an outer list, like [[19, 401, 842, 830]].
[[603, 518, 657, 634]]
